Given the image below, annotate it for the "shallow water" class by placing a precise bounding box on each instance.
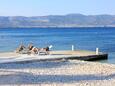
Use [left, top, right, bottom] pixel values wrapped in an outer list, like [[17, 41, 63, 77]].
[[0, 27, 115, 64]]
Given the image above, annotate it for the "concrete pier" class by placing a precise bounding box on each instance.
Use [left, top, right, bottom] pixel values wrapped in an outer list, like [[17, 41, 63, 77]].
[[0, 50, 108, 63], [50, 50, 108, 61]]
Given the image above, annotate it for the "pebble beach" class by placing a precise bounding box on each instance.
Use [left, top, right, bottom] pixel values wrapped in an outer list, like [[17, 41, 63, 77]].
[[0, 60, 115, 86]]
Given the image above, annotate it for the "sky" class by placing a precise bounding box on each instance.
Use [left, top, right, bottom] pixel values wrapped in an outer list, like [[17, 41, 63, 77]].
[[0, 0, 115, 16]]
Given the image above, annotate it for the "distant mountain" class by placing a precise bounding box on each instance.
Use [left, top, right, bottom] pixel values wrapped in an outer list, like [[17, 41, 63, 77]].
[[0, 14, 115, 28]]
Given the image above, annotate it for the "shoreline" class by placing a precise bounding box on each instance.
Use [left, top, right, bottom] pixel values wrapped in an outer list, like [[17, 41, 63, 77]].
[[0, 26, 115, 29], [0, 59, 115, 85]]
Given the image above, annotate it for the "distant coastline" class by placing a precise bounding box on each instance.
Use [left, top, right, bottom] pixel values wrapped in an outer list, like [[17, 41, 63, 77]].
[[0, 14, 115, 28], [0, 26, 115, 29]]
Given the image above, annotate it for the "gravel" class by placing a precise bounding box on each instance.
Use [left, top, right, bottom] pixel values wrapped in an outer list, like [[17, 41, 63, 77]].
[[0, 60, 115, 86]]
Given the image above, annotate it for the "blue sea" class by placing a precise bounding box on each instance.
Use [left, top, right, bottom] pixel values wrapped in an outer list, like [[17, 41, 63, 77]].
[[0, 27, 115, 64]]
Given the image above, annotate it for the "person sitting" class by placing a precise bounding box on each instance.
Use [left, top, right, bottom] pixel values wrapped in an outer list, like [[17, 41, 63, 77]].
[[45, 46, 49, 51], [15, 44, 26, 53], [38, 46, 50, 55], [28, 43, 40, 54], [28, 43, 34, 51], [31, 47, 39, 54], [45, 46, 50, 54]]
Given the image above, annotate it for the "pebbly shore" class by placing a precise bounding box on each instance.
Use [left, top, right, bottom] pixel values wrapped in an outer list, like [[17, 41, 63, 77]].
[[0, 60, 114, 86]]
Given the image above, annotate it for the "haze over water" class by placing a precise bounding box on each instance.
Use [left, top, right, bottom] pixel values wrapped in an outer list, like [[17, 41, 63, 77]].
[[0, 27, 115, 64]]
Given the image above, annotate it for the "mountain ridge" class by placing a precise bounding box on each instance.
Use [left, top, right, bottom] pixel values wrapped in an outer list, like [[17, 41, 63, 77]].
[[0, 14, 115, 28]]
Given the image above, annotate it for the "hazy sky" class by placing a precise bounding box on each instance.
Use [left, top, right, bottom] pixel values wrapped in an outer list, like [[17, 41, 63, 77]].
[[0, 0, 115, 16]]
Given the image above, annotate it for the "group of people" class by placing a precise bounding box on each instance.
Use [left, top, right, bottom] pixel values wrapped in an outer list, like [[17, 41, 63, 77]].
[[15, 43, 49, 54]]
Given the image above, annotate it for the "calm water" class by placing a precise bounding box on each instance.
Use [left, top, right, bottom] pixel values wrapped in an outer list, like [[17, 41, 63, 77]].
[[0, 27, 115, 64]]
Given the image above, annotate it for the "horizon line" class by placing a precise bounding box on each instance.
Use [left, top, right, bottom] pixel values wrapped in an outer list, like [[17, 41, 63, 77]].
[[0, 13, 115, 17]]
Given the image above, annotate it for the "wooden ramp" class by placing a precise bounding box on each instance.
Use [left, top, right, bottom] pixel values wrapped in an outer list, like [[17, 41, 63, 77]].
[[0, 50, 108, 63]]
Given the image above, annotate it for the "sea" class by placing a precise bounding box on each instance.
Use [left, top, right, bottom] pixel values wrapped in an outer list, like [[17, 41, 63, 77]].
[[0, 27, 115, 64]]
